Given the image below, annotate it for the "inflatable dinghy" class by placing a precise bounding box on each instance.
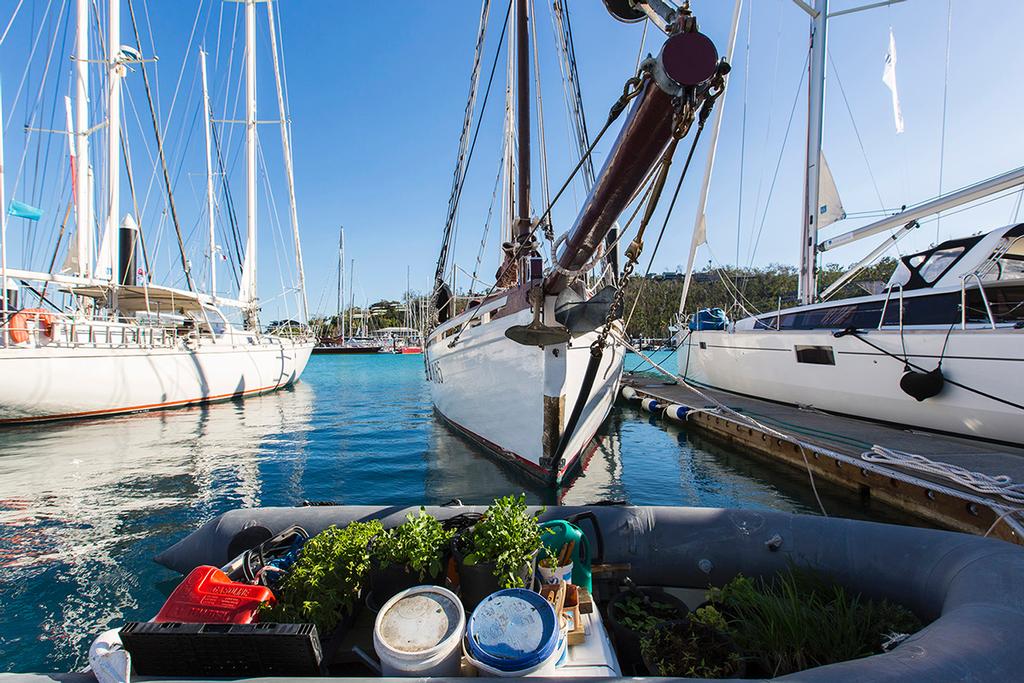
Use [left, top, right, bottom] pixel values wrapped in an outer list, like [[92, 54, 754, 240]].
[[44, 504, 1020, 682], [142, 504, 1024, 681]]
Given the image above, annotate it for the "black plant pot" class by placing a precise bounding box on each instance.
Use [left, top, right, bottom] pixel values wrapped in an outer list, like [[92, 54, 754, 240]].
[[451, 537, 537, 612], [641, 619, 745, 679], [368, 562, 445, 609], [604, 587, 690, 674]]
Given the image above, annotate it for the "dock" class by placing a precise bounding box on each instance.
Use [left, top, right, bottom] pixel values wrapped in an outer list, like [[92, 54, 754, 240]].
[[621, 373, 1024, 545]]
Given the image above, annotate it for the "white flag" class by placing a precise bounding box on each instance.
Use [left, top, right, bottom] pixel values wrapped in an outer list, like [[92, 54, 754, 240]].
[[882, 28, 904, 134]]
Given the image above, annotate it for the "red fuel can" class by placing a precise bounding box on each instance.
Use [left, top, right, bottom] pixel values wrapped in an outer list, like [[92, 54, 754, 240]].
[[155, 565, 276, 624]]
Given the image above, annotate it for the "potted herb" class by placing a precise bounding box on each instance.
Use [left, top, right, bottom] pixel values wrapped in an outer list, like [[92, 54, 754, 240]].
[[259, 519, 383, 637], [641, 608, 744, 679], [604, 586, 689, 673], [452, 494, 546, 609], [369, 508, 455, 604]]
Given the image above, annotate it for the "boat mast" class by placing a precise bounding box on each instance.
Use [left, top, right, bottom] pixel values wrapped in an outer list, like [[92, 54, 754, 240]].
[[75, 0, 92, 279], [1, 83, 8, 342], [265, 1, 308, 323], [240, 0, 258, 324], [201, 49, 216, 298], [106, 0, 121, 291], [349, 257, 355, 339], [798, 0, 828, 305], [338, 227, 345, 339], [514, 0, 531, 278]]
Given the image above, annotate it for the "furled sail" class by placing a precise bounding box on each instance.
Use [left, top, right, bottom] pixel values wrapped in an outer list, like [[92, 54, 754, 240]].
[[817, 152, 846, 230]]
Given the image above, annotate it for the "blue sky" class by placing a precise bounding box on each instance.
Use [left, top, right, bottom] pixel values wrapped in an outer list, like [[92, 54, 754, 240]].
[[1, 0, 1022, 322]]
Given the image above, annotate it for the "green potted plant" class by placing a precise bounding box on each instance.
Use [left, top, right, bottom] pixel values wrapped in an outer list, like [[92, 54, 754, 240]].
[[259, 519, 383, 638], [452, 494, 546, 610], [604, 586, 689, 673], [640, 606, 744, 679], [369, 508, 455, 604]]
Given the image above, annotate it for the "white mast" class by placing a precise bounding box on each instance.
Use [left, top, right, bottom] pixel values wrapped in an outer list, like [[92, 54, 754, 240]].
[[798, 0, 828, 305], [338, 226, 345, 339], [265, 1, 308, 322], [678, 0, 743, 316], [106, 0, 121, 289], [239, 0, 258, 318], [200, 49, 216, 298], [1, 82, 9, 344], [75, 0, 92, 278]]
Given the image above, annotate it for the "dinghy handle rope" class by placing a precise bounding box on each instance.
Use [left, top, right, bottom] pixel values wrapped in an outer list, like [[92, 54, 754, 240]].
[[835, 327, 1024, 411], [621, 338, 1024, 533]]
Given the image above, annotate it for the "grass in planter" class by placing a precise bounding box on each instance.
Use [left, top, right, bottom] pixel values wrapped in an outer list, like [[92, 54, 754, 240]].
[[259, 520, 384, 635], [372, 508, 455, 579], [461, 494, 549, 589], [702, 569, 923, 677]]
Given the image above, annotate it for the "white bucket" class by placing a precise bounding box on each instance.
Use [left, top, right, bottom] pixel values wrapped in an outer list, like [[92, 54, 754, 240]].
[[537, 561, 573, 585], [463, 630, 567, 677], [373, 584, 465, 677]]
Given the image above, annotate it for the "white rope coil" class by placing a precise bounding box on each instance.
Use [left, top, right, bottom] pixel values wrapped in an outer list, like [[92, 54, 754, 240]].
[[863, 446, 1024, 507]]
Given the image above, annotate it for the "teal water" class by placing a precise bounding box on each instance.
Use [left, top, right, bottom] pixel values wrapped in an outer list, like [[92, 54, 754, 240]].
[[0, 353, 900, 672]]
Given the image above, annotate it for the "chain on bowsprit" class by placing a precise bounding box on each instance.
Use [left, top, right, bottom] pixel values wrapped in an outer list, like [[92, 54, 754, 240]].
[[589, 62, 729, 359]]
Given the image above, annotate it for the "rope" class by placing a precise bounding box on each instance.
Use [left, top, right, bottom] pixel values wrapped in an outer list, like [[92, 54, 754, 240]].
[[864, 446, 1024, 506], [444, 75, 641, 347], [936, 4, 953, 243], [434, 0, 503, 294]]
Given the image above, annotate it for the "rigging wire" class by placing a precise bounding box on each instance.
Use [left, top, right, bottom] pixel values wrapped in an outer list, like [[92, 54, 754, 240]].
[[735, 1, 750, 268], [744, 53, 808, 270], [126, 0, 198, 293], [434, 0, 503, 294], [0, 0, 25, 47], [936, 1, 952, 244]]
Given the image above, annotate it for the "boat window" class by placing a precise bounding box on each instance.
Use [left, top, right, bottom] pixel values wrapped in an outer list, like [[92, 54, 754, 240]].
[[918, 247, 966, 283], [795, 345, 835, 365]]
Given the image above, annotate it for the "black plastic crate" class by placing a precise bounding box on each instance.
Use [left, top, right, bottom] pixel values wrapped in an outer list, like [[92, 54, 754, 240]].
[[120, 621, 323, 677]]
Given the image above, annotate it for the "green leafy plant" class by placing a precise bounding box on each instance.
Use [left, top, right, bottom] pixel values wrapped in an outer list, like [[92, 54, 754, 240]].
[[612, 594, 684, 635], [460, 494, 546, 589], [640, 620, 742, 679], [372, 508, 455, 580], [706, 569, 923, 677], [259, 520, 383, 634]]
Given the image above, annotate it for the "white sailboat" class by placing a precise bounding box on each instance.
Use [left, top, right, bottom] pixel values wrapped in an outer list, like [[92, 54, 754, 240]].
[[426, 0, 727, 484], [0, 0, 312, 424], [677, 0, 1024, 444]]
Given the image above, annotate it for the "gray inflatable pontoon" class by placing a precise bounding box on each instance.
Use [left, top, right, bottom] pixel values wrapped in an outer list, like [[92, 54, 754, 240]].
[[140, 504, 1024, 681]]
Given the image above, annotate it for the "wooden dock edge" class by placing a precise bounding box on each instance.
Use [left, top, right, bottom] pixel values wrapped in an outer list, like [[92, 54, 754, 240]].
[[622, 380, 1023, 546]]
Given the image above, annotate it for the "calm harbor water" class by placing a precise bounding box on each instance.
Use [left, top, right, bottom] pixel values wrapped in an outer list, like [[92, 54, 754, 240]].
[[0, 353, 906, 672]]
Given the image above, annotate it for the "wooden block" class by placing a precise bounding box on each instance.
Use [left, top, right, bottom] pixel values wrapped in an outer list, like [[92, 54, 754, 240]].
[[564, 606, 585, 646], [564, 583, 579, 610], [577, 587, 594, 615]]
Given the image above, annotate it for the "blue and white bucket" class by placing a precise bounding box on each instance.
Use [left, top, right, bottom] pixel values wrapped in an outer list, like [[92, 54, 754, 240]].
[[537, 561, 573, 585], [465, 588, 565, 677]]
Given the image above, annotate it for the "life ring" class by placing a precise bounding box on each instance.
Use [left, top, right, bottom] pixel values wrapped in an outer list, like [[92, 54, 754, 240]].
[[7, 308, 56, 344]]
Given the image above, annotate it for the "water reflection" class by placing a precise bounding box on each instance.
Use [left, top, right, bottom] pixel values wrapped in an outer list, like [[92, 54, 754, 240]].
[[0, 354, 914, 673], [0, 384, 315, 670]]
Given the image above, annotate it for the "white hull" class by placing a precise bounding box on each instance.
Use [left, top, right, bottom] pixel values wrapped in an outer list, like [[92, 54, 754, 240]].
[[0, 336, 313, 423], [425, 296, 624, 484], [678, 326, 1023, 443]]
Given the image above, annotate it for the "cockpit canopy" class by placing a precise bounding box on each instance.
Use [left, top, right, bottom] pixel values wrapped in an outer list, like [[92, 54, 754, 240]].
[[887, 224, 1024, 291]]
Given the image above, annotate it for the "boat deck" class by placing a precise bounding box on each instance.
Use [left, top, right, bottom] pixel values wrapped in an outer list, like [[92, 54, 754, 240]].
[[622, 373, 1024, 545]]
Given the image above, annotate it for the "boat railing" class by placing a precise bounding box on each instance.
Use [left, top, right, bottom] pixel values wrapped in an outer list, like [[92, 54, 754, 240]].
[[877, 283, 904, 330], [2, 314, 222, 350], [961, 273, 997, 330]]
